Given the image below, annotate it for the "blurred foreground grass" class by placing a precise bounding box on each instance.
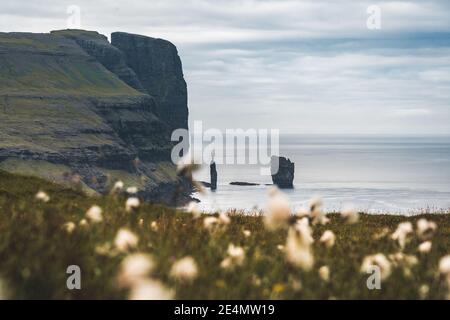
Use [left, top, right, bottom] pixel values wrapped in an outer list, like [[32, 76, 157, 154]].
[[0, 169, 449, 299]]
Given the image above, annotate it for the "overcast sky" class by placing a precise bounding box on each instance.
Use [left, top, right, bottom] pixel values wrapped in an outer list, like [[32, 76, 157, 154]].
[[1, 0, 450, 134]]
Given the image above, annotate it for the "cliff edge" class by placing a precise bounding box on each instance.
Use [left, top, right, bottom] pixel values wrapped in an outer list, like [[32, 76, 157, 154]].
[[0, 29, 189, 204]]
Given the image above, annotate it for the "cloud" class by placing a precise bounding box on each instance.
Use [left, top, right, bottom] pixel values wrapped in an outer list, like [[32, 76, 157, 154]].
[[1, 0, 450, 134]]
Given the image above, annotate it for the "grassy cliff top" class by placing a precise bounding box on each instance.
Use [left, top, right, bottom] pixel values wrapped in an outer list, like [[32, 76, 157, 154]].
[[0, 31, 140, 97], [0, 170, 449, 299]]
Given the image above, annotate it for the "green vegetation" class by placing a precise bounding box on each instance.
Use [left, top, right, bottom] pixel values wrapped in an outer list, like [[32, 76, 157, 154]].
[[0, 32, 139, 97], [0, 170, 449, 299]]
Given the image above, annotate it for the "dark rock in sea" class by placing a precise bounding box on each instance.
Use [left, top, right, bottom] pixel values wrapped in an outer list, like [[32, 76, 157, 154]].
[[271, 156, 294, 189], [230, 182, 260, 186], [210, 161, 217, 191], [0, 29, 191, 205]]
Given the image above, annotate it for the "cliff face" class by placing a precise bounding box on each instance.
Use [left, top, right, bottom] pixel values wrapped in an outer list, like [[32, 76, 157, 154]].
[[0, 30, 190, 204], [111, 32, 189, 131]]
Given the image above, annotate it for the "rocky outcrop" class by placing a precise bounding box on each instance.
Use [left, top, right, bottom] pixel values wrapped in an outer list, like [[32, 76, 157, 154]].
[[111, 32, 188, 131], [0, 30, 190, 205], [210, 161, 217, 191], [271, 156, 295, 189], [51, 30, 145, 92]]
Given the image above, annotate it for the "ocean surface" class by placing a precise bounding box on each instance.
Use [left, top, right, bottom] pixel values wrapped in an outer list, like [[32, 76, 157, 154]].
[[192, 135, 450, 214]]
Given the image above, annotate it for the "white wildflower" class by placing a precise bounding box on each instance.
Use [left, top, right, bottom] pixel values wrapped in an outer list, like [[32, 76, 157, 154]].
[[118, 253, 155, 287], [391, 221, 413, 250], [295, 207, 310, 218], [126, 186, 138, 194], [203, 216, 219, 230], [419, 284, 429, 299], [95, 242, 113, 256], [285, 220, 314, 271], [243, 230, 251, 237], [418, 241, 432, 254], [439, 255, 450, 286], [150, 221, 158, 232], [221, 244, 245, 269], [320, 230, 336, 248], [79, 219, 88, 227], [126, 197, 140, 212], [112, 180, 124, 192], [373, 227, 390, 240], [389, 252, 418, 277], [115, 228, 138, 252], [169, 256, 199, 281], [128, 279, 174, 300], [186, 202, 201, 219], [35, 191, 50, 203], [341, 205, 359, 224], [86, 205, 103, 223], [62, 222, 76, 234], [309, 196, 329, 225], [416, 219, 437, 240], [319, 266, 330, 282], [218, 212, 231, 225], [361, 253, 392, 280], [264, 188, 291, 230]]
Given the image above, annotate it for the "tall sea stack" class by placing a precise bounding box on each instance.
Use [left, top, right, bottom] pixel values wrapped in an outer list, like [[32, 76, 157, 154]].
[[271, 156, 295, 189], [210, 161, 217, 191]]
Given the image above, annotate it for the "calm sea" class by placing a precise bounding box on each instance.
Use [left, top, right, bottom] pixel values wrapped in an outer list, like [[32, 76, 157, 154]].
[[192, 135, 450, 214]]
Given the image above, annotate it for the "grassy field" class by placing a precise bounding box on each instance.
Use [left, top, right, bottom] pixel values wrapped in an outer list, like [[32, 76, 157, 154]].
[[0, 169, 449, 300]]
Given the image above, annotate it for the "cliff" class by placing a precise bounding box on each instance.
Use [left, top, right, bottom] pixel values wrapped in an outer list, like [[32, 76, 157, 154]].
[[111, 32, 189, 131], [0, 30, 190, 204]]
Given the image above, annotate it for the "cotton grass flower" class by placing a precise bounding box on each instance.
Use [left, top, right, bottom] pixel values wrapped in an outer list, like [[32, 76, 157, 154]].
[[95, 242, 114, 256], [85, 205, 103, 223], [170, 256, 198, 282], [186, 202, 201, 219], [79, 219, 88, 227], [416, 219, 437, 240], [391, 222, 413, 250], [218, 212, 231, 226], [126, 186, 138, 194], [62, 222, 76, 234], [203, 216, 219, 230], [243, 230, 251, 237], [389, 252, 418, 277], [117, 253, 155, 288], [285, 218, 314, 271], [115, 228, 138, 252], [318, 266, 330, 282], [320, 230, 336, 248], [341, 205, 359, 224], [439, 255, 450, 286], [418, 241, 432, 254], [35, 191, 50, 203], [150, 221, 158, 232], [221, 244, 245, 269], [126, 197, 140, 213], [361, 253, 392, 280], [264, 188, 291, 231], [112, 180, 124, 193], [128, 279, 174, 300], [419, 284, 430, 299], [309, 196, 329, 225]]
